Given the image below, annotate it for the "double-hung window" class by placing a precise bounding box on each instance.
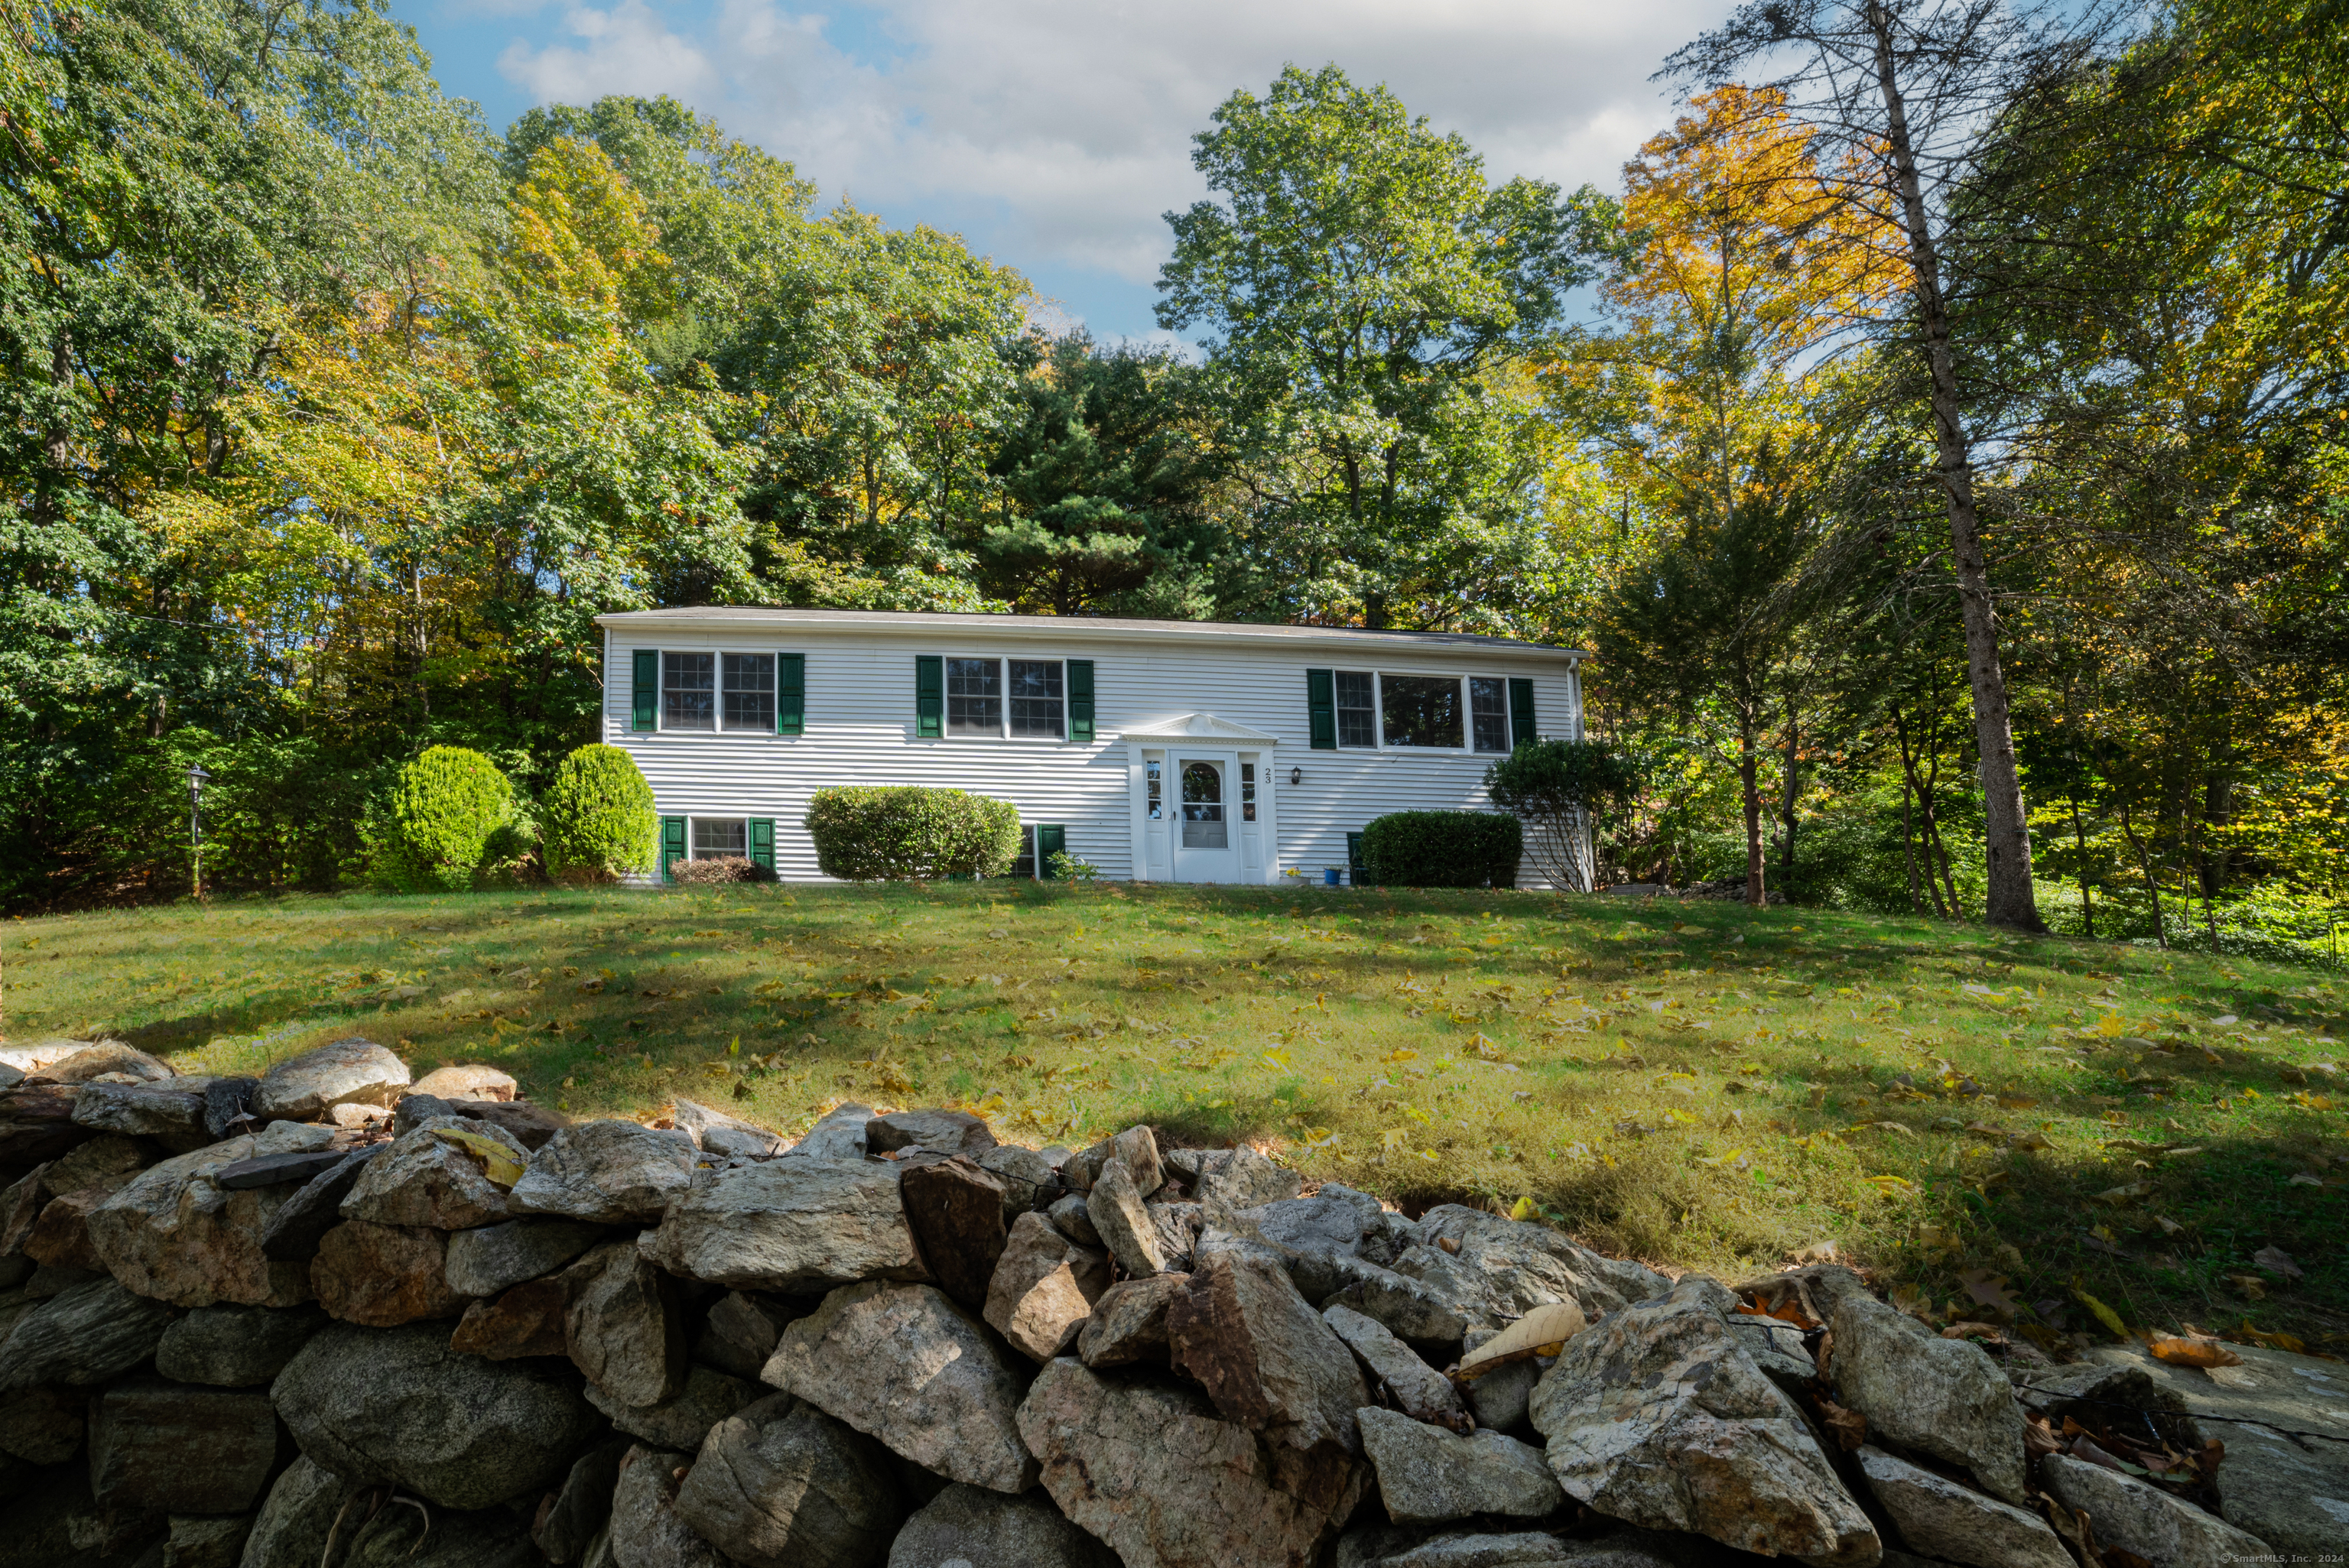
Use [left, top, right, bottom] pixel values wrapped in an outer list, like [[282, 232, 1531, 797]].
[[947, 658, 1002, 734], [663, 653, 715, 731], [692, 817, 748, 859], [927, 656, 1086, 740], [723, 654, 775, 730], [637, 648, 799, 733], [1008, 660, 1064, 738], [1470, 677, 1509, 753], [1335, 670, 1378, 748]]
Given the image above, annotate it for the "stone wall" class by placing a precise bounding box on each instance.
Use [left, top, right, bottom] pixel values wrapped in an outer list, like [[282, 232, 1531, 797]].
[[1, 1034, 2327, 1568]]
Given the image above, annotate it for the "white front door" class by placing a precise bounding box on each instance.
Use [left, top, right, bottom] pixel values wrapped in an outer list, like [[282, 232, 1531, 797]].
[[1172, 755, 1240, 883]]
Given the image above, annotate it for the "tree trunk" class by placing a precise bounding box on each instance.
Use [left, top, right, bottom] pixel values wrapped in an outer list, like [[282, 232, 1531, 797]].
[[1740, 711, 1766, 908], [2119, 803, 2165, 948], [1865, 3, 2042, 930], [1779, 707, 1800, 898], [2071, 797, 2095, 940], [1902, 767, 1925, 917]]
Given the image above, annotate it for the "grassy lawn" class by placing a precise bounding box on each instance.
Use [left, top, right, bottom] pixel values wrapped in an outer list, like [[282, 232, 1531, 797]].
[[6, 881, 2344, 1349]]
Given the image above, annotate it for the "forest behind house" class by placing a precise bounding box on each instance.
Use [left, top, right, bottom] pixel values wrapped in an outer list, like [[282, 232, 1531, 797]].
[[5, 0, 2347, 958]]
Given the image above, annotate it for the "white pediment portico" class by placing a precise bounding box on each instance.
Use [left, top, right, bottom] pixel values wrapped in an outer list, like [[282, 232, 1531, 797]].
[[1119, 712, 1282, 745]]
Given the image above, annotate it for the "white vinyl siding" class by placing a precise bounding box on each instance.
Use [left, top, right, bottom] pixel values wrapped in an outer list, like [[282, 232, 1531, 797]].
[[603, 616, 1583, 887]]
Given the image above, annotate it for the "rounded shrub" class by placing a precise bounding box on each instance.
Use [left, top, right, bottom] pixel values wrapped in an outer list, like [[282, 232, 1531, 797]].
[[805, 786, 1021, 881], [366, 746, 517, 893], [1359, 810, 1522, 889], [541, 744, 659, 884]]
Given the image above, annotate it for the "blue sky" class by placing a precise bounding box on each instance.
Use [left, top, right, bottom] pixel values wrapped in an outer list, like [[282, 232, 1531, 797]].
[[398, 0, 1715, 344]]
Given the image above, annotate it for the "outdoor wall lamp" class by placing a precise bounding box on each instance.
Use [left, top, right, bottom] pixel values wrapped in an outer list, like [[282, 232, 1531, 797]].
[[1289, 767, 1303, 786]]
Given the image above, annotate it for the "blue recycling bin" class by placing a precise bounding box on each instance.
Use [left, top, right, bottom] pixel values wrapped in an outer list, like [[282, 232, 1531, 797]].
[[1324, 867, 1342, 887]]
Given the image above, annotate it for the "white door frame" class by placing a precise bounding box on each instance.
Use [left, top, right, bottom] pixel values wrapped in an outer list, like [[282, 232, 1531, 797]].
[[1123, 713, 1282, 885]]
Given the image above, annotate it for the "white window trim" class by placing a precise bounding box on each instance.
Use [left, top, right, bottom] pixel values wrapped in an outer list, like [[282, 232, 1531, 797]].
[[645, 647, 794, 735], [939, 655, 1071, 743], [687, 814, 755, 860], [1327, 669, 1522, 755]]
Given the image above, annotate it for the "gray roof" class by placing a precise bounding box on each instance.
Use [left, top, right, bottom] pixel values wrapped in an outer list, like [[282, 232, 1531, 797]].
[[593, 606, 1585, 661]]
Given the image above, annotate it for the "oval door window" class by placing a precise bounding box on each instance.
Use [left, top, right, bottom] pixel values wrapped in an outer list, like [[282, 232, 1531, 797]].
[[1181, 762, 1228, 849]]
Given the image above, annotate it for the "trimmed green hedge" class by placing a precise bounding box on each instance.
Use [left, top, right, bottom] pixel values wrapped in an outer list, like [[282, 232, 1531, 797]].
[[541, 744, 658, 884], [1360, 810, 1522, 889], [366, 746, 517, 893], [805, 786, 1022, 881]]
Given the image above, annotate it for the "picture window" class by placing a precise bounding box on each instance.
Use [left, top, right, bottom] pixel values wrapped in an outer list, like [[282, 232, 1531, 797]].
[[1381, 674, 1463, 748]]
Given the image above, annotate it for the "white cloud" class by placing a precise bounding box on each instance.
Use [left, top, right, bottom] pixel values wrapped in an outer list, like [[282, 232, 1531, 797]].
[[497, 0, 1714, 316]]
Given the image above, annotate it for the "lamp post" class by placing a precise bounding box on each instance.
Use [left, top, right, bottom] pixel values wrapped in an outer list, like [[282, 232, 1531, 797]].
[[185, 763, 210, 901]]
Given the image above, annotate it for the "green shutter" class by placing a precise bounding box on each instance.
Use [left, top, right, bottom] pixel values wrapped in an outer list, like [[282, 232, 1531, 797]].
[[632, 649, 659, 732], [1508, 678, 1537, 747], [1036, 824, 1066, 880], [1066, 660, 1094, 742], [777, 654, 804, 735], [1306, 668, 1337, 751], [749, 817, 775, 876], [915, 655, 943, 739], [660, 816, 686, 882]]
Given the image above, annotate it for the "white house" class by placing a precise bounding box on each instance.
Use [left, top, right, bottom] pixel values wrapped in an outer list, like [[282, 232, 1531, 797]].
[[594, 608, 1587, 886]]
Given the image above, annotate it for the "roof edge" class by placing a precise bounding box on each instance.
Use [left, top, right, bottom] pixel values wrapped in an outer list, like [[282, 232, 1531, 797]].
[[590, 606, 1587, 661]]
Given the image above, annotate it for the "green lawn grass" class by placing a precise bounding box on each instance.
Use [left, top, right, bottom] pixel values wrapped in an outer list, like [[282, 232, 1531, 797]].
[[6, 881, 2344, 1348]]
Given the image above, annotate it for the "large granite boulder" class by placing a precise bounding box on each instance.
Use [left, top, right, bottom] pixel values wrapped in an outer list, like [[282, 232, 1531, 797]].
[[410, 1064, 518, 1102], [762, 1281, 1037, 1492], [236, 1455, 349, 1568], [1087, 1156, 1168, 1277], [510, 1120, 696, 1224], [899, 1155, 1009, 1311], [258, 1145, 382, 1262], [1016, 1356, 1367, 1568], [1324, 1303, 1463, 1426], [1166, 1145, 1303, 1214], [1855, 1446, 2068, 1568], [1529, 1275, 1876, 1565], [694, 1290, 801, 1379], [673, 1096, 788, 1159], [310, 1219, 469, 1326], [609, 1443, 729, 1568], [644, 1157, 928, 1290], [586, 1363, 762, 1451], [1168, 1250, 1368, 1459], [886, 1482, 1121, 1568], [865, 1109, 996, 1157], [154, 1301, 328, 1385], [563, 1240, 687, 1408], [443, 1216, 605, 1297], [2041, 1453, 2273, 1567], [0, 1083, 93, 1165], [984, 1209, 1110, 1362], [86, 1378, 280, 1512], [271, 1320, 603, 1509], [24, 1040, 174, 1084], [674, 1393, 907, 1568], [1356, 1407, 1565, 1523], [67, 1077, 218, 1152], [86, 1135, 314, 1307], [0, 1277, 177, 1391], [784, 1102, 872, 1160], [1829, 1292, 2026, 1505], [1401, 1206, 1668, 1333], [1077, 1272, 1186, 1368], [340, 1117, 528, 1229], [252, 1037, 411, 1122]]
